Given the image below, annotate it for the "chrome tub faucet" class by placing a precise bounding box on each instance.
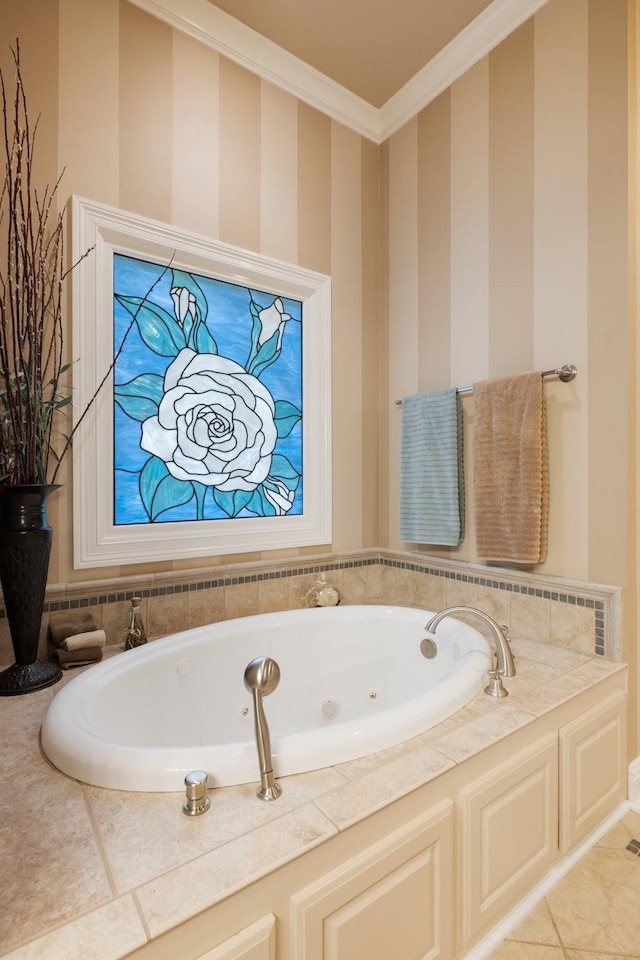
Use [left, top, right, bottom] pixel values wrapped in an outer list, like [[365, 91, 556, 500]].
[[424, 605, 515, 698]]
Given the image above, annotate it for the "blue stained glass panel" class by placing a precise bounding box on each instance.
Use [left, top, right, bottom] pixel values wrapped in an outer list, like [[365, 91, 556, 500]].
[[113, 254, 303, 525]]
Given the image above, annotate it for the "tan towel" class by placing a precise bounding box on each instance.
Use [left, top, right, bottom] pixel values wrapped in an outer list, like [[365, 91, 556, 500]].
[[473, 372, 548, 563], [62, 629, 106, 652]]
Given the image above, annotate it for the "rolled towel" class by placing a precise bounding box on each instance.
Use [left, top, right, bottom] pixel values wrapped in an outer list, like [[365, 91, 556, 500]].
[[52, 646, 103, 669], [62, 629, 106, 652], [49, 612, 97, 648]]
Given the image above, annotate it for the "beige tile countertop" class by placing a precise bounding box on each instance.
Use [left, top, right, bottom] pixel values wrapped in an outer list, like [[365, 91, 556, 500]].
[[0, 636, 626, 960]]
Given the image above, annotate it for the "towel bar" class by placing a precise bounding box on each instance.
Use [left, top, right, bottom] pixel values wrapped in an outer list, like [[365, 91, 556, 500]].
[[395, 364, 577, 405]]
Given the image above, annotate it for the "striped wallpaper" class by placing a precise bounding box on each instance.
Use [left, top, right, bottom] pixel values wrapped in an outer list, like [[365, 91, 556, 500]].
[[383, 0, 629, 588], [0, 0, 630, 594], [1, 0, 380, 585]]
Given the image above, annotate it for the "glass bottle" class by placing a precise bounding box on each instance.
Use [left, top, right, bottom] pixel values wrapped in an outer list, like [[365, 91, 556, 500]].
[[123, 596, 147, 649]]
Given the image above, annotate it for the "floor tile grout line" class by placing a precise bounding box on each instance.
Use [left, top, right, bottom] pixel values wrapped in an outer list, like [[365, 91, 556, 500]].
[[544, 896, 569, 957]]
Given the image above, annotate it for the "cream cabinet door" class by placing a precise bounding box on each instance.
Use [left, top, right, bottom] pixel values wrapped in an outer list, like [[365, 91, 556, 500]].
[[559, 691, 626, 853], [196, 914, 275, 960], [459, 733, 558, 947], [290, 800, 454, 960]]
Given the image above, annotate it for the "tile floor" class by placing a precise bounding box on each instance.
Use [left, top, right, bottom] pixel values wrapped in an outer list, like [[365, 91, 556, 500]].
[[487, 809, 640, 959]]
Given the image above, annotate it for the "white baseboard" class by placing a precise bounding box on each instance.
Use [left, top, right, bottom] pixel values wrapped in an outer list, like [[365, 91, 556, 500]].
[[628, 757, 640, 811], [462, 800, 632, 960]]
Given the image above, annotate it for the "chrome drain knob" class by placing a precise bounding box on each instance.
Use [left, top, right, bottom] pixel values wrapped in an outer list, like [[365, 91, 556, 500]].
[[183, 770, 211, 816]]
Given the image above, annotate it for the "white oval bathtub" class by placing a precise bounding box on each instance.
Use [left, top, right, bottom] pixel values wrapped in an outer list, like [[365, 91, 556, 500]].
[[41, 605, 491, 792]]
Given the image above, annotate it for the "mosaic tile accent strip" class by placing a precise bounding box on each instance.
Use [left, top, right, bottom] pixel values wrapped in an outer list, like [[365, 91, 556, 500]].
[[378, 557, 607, 652], [37, 558, 379, 614], [0, 553, 609, 657]]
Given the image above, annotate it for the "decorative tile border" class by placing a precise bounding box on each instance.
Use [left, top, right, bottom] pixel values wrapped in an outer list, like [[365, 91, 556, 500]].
[[36, 558, 379, 614], [378, 556, 608, 657], [0, 551, 616, 660]]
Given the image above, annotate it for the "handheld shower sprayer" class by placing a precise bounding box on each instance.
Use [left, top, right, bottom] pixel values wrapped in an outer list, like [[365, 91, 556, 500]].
[[243, 656, 282, 801]]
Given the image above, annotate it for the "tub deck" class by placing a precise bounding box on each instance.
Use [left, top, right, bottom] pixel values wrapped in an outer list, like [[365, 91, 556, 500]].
[[0, 628, 627, 959]]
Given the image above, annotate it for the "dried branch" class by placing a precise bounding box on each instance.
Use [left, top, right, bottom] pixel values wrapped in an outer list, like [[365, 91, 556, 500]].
[[50, 255, 175, 483], [0, 41, 175, 487], [0, 40, 67, 484]]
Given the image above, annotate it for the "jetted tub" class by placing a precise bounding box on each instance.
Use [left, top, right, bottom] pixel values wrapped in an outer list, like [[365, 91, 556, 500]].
[[41, 605, 492, 792]]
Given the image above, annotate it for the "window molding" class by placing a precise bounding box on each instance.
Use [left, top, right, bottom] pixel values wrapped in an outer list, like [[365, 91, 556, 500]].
[[71, 196, 332, 568]]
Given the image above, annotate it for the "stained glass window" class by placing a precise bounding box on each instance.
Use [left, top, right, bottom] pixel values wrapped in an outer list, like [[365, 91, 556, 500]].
[[112, 254, 303, 525]]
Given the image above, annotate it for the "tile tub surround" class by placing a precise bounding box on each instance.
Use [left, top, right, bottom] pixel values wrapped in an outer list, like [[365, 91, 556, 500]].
[[0, 550, 621, 666], [0, 635, 626, 959]]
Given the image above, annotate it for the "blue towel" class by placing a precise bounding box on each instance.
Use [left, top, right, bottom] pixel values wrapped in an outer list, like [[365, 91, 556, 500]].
[[399, 388, 464, 545]]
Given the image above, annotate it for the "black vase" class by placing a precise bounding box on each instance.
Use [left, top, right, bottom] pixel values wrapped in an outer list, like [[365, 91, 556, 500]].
[[0, 484, 62, 695]]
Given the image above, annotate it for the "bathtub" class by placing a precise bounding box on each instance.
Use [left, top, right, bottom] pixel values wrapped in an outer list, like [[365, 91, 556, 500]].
[[41, 605, 492, 792]]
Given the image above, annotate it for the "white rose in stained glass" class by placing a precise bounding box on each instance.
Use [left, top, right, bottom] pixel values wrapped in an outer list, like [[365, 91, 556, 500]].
[[141, 348, 277, 491]]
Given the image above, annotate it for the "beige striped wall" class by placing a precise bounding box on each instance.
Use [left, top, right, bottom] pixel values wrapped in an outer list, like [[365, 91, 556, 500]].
[[0, 0, 631, 596], [383, 0, 630, 589], [0, 0, 381, 585]]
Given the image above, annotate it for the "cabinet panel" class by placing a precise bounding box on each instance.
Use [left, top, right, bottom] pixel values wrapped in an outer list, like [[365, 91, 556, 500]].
[[324, 849, 441, 960], [196, 914, 275, 960], [290, 800, 454, 960], [559, 691, 626, 853], [460, 733, 558, 946]]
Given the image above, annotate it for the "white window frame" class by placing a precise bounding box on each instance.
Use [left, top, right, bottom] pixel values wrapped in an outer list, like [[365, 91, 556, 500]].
[[71, 196, 331, 568]]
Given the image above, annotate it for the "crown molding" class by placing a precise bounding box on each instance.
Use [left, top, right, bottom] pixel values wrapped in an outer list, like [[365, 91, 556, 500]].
[[379, 0, 550, 140], [127, 0, 380, 141], [128, 0, 550, 144]]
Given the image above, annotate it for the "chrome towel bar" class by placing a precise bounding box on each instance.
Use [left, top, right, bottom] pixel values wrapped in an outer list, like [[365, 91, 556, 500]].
[[395, 363, 577, 405]]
